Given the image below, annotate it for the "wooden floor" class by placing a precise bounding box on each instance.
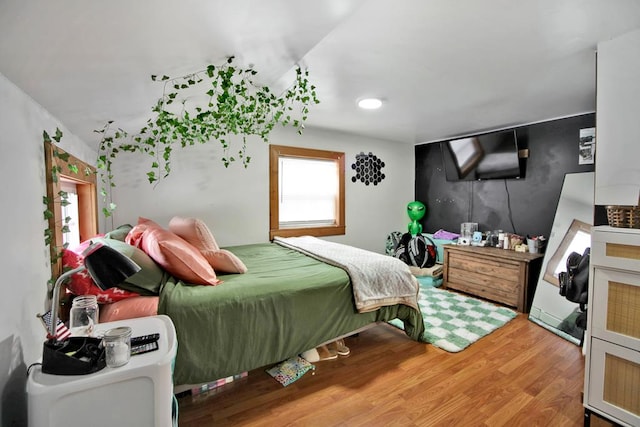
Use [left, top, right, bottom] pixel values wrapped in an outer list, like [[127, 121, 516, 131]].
[[177, 314, 585, 426]]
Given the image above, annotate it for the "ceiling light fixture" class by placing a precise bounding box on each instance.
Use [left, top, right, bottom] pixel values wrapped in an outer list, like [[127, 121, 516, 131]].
[[357, 98, 383, 110]]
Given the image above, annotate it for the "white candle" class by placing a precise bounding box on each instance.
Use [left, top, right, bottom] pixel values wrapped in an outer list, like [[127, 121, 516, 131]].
[[107, 342, 130, 367]]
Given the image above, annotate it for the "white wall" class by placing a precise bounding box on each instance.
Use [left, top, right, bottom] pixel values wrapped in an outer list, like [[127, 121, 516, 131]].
[[0, 72, 96, 425], [109, 126, 415, 253]]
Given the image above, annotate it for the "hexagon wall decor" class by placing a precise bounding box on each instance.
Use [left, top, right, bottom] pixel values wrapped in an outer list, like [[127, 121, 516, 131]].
[[351, 152, 385, 186]]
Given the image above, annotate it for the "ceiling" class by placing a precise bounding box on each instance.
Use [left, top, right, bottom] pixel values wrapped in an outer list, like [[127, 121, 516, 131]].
[[1, 0, 640, 148]]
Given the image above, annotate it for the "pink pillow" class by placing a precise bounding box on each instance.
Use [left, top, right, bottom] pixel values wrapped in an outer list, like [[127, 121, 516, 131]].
[[168, 216, 219, 250], [169, 216, 247, 274], [99, 296, 159, 323], [201, 249, 248, 274], [62, 249, 140, 303], [127, 218, 221, 286]]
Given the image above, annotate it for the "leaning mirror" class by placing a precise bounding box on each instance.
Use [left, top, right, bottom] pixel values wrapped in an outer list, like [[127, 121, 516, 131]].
[[542, 219, 591, 286], [529, 172, 594, 345]]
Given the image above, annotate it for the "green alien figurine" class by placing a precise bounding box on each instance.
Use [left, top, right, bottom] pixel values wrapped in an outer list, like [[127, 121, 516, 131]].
[[407, 201, 426, 236]]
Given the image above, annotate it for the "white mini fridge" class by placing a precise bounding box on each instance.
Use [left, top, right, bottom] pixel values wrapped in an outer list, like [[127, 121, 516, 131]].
[[27, 315, 178, 427]]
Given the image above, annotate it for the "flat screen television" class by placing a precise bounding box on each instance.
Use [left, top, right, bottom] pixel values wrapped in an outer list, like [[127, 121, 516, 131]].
[[441, 129, 521, 181]]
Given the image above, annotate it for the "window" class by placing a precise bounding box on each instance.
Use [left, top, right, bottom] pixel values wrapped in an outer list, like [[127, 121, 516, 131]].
[[269, 145, 345, 239], [60, 180, 80, 249], [44, 140, 98, 280]]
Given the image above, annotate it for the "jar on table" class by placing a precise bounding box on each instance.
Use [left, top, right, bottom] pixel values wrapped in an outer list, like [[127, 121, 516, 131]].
[[69, 295, 99, 336], [103, 326, 132, 368]]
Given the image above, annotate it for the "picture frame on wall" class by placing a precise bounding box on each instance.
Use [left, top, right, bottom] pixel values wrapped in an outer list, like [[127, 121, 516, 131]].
[[579, 127, 595, 165]]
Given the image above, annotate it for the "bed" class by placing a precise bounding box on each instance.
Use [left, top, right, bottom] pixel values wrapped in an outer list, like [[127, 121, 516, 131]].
[[79, 219, 426, 387], [161, 240, 425, 385]]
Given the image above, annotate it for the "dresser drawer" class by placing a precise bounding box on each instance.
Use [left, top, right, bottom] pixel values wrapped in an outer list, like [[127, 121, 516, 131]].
[[586, 338, 640, 427], [447, 251, 520, 282], [445, 251, 520, 307], [446, 272, 519, 307], [591, 268, 640, 351], [592, 228, 640, 271]]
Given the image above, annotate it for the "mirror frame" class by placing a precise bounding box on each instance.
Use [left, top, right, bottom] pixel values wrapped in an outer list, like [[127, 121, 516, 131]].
[[542, 218, 591, 286]]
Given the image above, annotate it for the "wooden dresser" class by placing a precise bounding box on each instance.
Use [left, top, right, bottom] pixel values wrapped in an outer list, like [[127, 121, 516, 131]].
[[442, 244, 544, 312]]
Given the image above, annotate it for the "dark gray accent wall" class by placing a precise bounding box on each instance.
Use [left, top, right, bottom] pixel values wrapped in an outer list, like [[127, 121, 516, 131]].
[[415, 113, 599, 238]]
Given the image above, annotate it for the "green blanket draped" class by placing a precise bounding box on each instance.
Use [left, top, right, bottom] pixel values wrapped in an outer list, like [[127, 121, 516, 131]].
[[159, 243, 425, 385]]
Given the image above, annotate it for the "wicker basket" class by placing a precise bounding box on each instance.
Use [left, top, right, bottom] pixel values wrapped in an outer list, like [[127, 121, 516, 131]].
[[606, 204, 640, 228]]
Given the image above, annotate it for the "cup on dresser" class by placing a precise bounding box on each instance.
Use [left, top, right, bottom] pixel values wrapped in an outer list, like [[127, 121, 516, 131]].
[[460, 222, 478, 239]]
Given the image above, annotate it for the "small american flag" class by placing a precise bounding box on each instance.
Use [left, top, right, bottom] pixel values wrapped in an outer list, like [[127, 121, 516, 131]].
[[39, 310, 72, 340]]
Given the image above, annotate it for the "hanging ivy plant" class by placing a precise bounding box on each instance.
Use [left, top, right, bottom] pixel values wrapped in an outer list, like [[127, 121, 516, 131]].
[[41, 58, 320, 312], [43, 128, 72, 265], [42, 127, 97, 291], [95, 56, 320, 217]]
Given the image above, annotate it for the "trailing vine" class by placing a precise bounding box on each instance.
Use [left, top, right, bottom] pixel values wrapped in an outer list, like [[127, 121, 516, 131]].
[[43, 58, 320, 267], [95, 57, 320, 218], [43, 128, 71, 265], [42, 128, 94, 289]]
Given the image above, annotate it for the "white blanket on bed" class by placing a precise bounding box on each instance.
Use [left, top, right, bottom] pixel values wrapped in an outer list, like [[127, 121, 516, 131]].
[[273, 236, 420, 313]]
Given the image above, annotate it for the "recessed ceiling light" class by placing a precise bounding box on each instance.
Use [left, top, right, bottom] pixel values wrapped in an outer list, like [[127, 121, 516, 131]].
[[357, 98, 383, 110]]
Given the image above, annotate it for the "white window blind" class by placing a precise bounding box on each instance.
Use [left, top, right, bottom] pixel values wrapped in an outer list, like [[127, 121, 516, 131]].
[[279, 157, 338, 227], [60, 180, 80, 249]]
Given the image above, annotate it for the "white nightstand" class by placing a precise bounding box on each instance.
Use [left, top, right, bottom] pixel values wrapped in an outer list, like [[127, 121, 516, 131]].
[[27, 315, 178, 427]]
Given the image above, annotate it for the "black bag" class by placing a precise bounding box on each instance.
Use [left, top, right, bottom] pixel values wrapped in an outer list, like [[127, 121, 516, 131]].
[[559, 247, 590, 306], [394, 233, 437, 268]]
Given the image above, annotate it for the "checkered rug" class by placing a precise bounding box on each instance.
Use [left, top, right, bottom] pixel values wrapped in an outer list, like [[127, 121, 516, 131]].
[[389, 285, 517, 352]]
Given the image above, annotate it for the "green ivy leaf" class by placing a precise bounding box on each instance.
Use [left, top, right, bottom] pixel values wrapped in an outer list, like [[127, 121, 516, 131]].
[[54, 128, 63, 142], [56, 152, 70, 162]]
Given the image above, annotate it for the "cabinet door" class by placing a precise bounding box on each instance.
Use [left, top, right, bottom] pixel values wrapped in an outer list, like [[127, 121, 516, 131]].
[[595, 29, 640, 206], [587, 338, 640, 427], [591, 268, 640, 351]]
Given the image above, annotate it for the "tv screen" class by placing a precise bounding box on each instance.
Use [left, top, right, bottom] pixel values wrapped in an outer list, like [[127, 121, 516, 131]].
[[441, 129, 521, 181]]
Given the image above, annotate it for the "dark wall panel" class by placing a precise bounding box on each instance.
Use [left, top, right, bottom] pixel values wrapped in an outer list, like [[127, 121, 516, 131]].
[[415, 114, 596, 238]]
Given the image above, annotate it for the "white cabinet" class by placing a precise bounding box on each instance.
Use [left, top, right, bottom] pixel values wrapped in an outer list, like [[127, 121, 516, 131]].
[[595, 28, 640, 206], [27, 315, 178, 427], [584, 227, 640, 426]]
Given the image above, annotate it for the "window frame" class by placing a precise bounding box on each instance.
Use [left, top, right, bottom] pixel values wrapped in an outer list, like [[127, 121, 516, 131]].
[[44, 140, 98, 280], [269, 144, 345, 240]]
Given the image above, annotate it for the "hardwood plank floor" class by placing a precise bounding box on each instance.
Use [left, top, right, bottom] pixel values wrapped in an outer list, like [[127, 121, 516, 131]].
[[177, 314, 585, 426]]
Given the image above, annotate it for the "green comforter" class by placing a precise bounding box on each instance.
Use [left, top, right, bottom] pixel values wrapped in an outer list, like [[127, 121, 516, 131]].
[[159, 242, 425, 385]]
